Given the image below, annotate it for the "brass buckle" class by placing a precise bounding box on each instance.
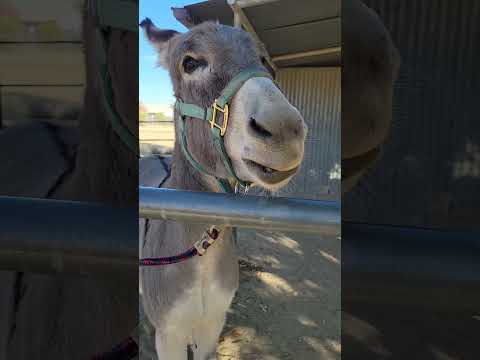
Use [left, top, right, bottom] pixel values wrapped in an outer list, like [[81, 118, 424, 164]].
[[194, 226, 220, 256], [210, 100, 229, 136]]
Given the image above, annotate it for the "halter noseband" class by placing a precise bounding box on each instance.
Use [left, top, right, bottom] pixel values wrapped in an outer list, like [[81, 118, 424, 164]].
[[90, 0, 139, 156], [175, 68, 272, 193]]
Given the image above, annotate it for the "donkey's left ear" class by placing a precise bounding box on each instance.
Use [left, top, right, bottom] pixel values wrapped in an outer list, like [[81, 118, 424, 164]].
[[140, 18, 180, 68]]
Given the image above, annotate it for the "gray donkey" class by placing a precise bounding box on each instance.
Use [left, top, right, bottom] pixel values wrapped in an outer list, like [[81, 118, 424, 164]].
[[140, 20, 307, 360]]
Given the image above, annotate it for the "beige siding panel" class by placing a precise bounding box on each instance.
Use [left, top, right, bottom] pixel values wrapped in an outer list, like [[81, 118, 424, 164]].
[[0, 43, 85, 85], [0, 0, 82, 42]]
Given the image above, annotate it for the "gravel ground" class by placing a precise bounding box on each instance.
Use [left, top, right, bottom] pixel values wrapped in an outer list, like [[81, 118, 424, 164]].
[[217, 229, 340, 360]]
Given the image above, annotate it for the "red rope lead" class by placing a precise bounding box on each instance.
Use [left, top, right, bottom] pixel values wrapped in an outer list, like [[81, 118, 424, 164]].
[[140, 247, 198, 266], [140, 226, 220, 267]]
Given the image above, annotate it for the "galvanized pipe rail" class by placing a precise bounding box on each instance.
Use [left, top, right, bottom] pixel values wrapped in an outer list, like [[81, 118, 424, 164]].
[[139, 187, 341, 236], [0, 189, 339, 274], [343, 222, 480, 309], [1, 191, 478, 297], [0, 196, 137, 275]]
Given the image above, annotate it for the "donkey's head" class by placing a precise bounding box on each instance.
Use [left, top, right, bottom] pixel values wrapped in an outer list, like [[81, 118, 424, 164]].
[[142, 20, 307, 191], [342, 0, 401, 192]]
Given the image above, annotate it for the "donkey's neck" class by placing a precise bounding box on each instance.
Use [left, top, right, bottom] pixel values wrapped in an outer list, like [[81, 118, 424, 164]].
[[168, 141, 224, 193]]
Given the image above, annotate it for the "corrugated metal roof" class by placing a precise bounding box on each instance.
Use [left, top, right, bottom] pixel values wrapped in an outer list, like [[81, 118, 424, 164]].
[[173, 0, 341, 67]]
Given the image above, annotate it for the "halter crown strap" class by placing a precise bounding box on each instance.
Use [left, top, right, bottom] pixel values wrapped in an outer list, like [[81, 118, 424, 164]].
[[176, 68, 272, 191], [93, 0, 139, 156]]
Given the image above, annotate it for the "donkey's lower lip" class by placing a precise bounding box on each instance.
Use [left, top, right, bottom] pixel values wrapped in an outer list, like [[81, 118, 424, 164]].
[[243, 159, 299, 184]]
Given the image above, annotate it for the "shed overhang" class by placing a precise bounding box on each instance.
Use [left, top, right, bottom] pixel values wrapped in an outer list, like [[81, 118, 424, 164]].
[[172, 0, 341, 68]]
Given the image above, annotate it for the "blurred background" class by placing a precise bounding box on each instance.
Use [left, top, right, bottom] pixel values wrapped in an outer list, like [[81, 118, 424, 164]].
[[0, 0, 84, 128]]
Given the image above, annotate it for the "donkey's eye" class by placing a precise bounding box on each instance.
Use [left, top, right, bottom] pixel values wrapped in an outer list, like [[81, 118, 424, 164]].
[[182, 56, 206, 74]]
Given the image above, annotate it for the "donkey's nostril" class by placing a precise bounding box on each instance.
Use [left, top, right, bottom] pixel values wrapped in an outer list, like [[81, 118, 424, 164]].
[[249, 117, 272, 138], [290, 118, 306, 138]]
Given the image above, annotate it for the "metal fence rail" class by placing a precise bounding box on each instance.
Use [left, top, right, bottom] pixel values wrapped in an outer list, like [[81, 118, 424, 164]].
[[1, 192, 478, 289], [139, 187, 341, 235], [343, 222, 480, 309], [0, 189, 340, 274], [0, 196, 137, 275]]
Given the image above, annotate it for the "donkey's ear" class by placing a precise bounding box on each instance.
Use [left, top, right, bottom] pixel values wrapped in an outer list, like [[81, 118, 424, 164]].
[[140, 18, 180, 68]]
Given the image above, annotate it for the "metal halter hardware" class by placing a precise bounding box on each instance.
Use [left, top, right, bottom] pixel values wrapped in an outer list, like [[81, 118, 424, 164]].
[[210, 100, 229, 136], [90, 0, 139, 156], [176, 68, 273, 193]]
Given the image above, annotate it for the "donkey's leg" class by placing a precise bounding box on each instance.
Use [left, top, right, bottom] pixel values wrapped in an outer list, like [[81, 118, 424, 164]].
[[155, 329, 190, 360], [193, 313, 228, 360]]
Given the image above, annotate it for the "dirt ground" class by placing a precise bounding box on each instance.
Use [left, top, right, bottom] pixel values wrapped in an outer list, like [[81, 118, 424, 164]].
[[217, 229, 341, 360], [139, 228, 340, 360]]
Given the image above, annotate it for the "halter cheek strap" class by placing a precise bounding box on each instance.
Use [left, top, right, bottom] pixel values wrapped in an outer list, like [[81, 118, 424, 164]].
[[176, 69, 272, 192], [178, 116, 234, 193]]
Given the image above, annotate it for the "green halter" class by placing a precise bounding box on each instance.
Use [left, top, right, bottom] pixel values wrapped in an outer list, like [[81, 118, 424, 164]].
[[91, 0, 139, 155], [175, 69, 272, 193]]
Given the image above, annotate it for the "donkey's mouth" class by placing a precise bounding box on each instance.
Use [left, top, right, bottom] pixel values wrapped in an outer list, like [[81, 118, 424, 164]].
[[243, 159, 299, 185]]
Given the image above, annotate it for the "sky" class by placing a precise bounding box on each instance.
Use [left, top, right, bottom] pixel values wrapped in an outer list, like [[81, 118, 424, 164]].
[[139, 0, 199, 113]]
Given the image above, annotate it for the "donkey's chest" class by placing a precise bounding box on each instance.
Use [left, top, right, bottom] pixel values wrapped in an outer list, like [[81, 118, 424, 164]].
[[163, 234, 239, 333]]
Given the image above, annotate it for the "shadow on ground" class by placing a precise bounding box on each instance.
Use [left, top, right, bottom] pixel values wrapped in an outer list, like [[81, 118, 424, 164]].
[[217, 229, 341, 360]]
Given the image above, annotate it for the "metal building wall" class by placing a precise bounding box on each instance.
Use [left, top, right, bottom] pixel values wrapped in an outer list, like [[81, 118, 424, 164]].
[[344, 0, 480, 229], [276, 68, 341, 200]]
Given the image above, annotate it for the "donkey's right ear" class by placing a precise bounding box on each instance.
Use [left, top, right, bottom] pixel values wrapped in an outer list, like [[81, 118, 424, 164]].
[[140, 18, 180, 68]]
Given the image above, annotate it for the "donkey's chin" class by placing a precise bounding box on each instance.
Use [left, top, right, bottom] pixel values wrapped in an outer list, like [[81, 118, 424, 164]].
[[242, 159, 299, 190]]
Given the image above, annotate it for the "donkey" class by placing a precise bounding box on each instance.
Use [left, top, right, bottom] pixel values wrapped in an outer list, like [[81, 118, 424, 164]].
[[342, 0, 401, 193], [140, 20, 307, 360]]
